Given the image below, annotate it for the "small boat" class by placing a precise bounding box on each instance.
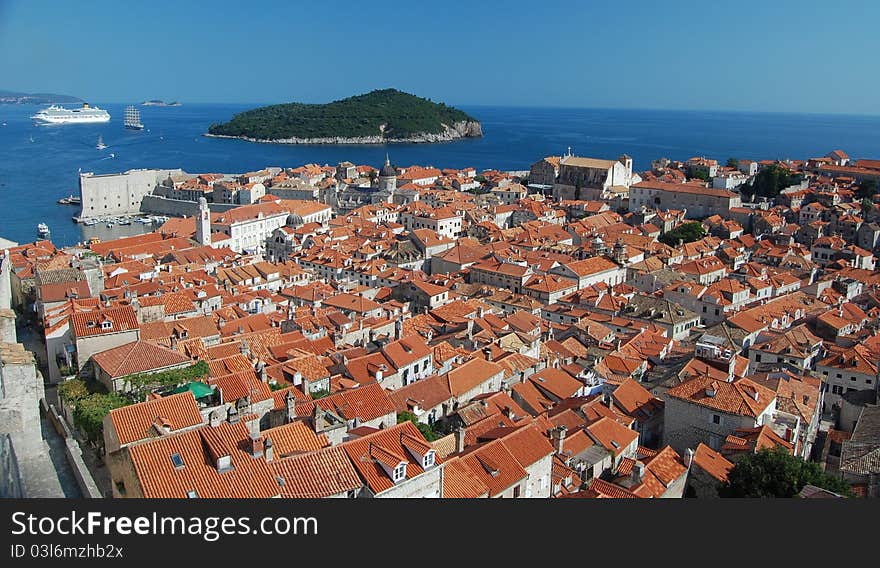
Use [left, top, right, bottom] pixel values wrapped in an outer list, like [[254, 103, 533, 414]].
[[106, 222, 114, 228], [118, 218, 132, 225], [37, 222, 50, 237], [57, 194, 81, 205], [96, 135, 107, 150], [136, 217, 153, 224], [29, 135, 34, 143], [83, 218, 99, 226]]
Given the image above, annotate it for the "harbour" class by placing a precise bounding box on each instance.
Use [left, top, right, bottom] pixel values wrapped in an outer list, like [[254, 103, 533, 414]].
[[4, 102, 880, 247]]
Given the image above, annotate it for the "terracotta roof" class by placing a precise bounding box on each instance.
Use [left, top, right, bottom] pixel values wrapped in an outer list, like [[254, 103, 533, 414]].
[[459, 438, 528, 497], [270, 445, 362, 498], [127, 421, 280, 498], [441, 456, 490, 498], [388, 374, 453, 413], [296, 382, 396, 423], [586, 416, 639, 457], [70, 305, 139, 338], [692, 443, 734, 483], [261, 421, 329, 458], [582, 477, 641, 498], [444, 358, 504, 398], [341, 421, 439, 495], [666, 375, 776, 418], [91, 340, 191, 379], [108, 392, 204, 446]]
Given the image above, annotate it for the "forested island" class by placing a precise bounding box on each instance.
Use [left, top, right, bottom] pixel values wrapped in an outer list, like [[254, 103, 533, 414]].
[[205, 89, 482, 144]]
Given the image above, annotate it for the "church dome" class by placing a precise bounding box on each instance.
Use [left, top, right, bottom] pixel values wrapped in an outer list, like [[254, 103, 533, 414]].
[[288, 213, 304, 228]]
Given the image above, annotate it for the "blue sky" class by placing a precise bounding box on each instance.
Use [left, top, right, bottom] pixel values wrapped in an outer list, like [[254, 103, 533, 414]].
[[1, 0, 878, 113]]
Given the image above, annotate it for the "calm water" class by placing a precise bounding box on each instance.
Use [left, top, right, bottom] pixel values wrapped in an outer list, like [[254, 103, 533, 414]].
[[1, 103, 880, 247]]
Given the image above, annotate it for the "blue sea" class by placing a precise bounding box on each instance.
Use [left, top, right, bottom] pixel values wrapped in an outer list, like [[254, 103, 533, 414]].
[[1, 103, 880, 247]]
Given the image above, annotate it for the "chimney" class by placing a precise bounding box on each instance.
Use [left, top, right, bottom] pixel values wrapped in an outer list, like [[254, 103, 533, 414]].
[[292, 371, 303, 386], [264, 437, 274, 462], [285, 390, 297, 421], [483, 346, 493, 362], [551, 425, 567, 455], [248, 432, 264, 458], [227, 404, 240, 424], [209, 409, 222, 428], [455, 427, 466, 453], [684, 448, 695, 468], [631, 461, 646, 485]]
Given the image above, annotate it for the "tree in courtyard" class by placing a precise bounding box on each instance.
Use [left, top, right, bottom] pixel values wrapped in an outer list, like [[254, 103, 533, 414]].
[[856, 179, 878, 200], [719, 447, 852, 498], [726, 158, 739, 168], [752, 164, 799, 198], [397, 411, 441, 442], [659, 222, 707, 247]]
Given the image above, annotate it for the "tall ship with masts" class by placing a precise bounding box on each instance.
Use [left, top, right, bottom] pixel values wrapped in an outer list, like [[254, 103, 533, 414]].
[[124, 105, 144, 130]]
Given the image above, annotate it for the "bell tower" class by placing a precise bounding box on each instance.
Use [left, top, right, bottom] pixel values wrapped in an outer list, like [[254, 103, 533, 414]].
[[197, 197, 211, 246]]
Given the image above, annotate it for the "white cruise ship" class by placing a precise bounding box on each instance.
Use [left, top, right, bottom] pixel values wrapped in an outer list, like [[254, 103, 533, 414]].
[[31, 103, 111, 124]]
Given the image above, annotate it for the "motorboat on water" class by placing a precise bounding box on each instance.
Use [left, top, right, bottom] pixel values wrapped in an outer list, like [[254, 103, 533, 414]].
[[83, 218, 99, 226], [37, 222, 50, 237], [96, 135, 107, 150], [57, 194, 82, 205]]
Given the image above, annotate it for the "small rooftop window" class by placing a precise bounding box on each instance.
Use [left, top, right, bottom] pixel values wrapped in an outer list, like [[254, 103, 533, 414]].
[[186, 490, 198, 498], [171, 453, 185, 469]]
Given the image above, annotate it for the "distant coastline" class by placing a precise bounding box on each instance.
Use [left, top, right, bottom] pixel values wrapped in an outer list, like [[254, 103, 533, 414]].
[[203, 121, 483, 145], [141, 100, 182, 107], [0, 90, 82, 105]]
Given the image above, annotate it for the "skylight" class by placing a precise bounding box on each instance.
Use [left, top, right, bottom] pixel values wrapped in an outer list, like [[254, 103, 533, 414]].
[[171, 453, 185, 468]]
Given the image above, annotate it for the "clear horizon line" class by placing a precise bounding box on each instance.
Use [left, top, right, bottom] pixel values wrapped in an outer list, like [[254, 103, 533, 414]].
[[80, 100, 880, 119]]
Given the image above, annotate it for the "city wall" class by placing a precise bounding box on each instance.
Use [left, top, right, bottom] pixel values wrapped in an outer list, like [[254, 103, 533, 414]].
[[78, 168, 183, 219]]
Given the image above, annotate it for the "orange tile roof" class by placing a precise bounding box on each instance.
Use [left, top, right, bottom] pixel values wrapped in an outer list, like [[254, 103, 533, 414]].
[[92, 340, 192, 379], [296, 382, 396, 423], [442, 456, 490, 498], [459, 438, 528, 497], [666, 375, 776, 418], [445, 358, 504, 397], [341, 421, 439, 495], [261, 420, 329, 458], [108, 392, 204, 446], [692, 443, 734, 483], [128, 421, 280, 498], [70, 305, 139, 338], [586, 416, 639, 457], [270, 445, 362, 498]]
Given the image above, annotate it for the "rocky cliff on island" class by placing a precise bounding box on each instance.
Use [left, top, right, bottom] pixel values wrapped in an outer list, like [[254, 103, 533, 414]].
[[205, 89, 482, 145]]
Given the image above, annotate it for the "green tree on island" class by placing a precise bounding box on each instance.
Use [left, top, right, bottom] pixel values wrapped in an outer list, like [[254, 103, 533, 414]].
[[659, 222, 707, 247], [719, 447, 852, 498]]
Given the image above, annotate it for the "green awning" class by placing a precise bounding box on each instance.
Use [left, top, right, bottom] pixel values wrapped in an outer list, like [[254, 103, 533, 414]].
[[172, 381, 215, 399]]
